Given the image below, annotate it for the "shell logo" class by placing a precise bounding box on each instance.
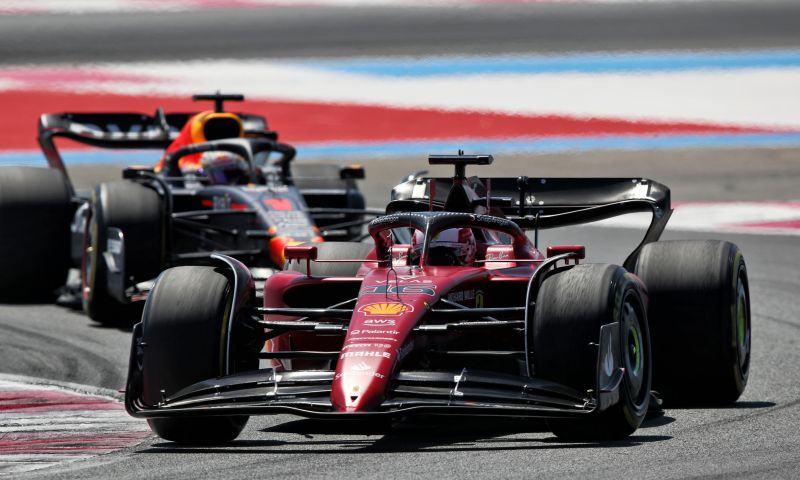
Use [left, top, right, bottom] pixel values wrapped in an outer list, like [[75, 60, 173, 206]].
[[358, 302, 414, 316]]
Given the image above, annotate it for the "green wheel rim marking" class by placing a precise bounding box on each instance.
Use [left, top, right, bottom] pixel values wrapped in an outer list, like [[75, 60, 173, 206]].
[[736, 277, 750, 368], [737, 295, 746, 348], [628, 324, 642, 376]]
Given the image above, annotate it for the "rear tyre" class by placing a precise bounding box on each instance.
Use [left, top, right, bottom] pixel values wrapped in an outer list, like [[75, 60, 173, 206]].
[[83, 181, 162, 323], [533, 264, 651, 441], [139, 266, 249, 443], [0, 167, 71, 300], [634, 240, 750, 405], [284, 241, 374, 277]]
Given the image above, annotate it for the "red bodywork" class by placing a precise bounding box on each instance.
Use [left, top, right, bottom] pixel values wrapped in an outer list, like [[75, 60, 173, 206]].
[[263, 238, 546, 413]]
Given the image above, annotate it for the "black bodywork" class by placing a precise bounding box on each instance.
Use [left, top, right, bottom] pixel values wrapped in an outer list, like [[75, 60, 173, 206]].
[[39, 95, 375, 305]]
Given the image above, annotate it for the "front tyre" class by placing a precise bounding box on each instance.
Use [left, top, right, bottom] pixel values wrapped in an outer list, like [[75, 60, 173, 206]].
[[532, 264, 652, 441], [137, 266, 250, 443]]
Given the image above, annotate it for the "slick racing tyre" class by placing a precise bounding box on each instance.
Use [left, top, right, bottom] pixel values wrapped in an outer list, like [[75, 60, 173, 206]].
[[634, 240, 750, 405], [136, 266, 253, 443], [533, 264, 652, 441], [284, 241, 374, 277], [0, 167, 72, 299], [83, 181, 162, 323]]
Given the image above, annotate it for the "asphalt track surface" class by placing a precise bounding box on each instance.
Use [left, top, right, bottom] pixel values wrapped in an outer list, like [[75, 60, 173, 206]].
[[2, 2, 800, 478], [2, 148, 800, 479], [1, 1, 800, 63]]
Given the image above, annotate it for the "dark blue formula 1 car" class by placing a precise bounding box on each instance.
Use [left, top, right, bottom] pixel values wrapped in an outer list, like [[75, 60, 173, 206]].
[[0, 93, 377, 323]]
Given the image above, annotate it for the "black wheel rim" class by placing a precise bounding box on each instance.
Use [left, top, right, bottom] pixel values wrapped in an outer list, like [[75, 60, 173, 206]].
[[622, 299, 645, 398]]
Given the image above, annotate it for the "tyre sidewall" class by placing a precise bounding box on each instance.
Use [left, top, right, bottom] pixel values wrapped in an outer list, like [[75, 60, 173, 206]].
[[135, 266, 249, 443], [533, 264, 651, 439], [635, 240, 750, 404], [0, 167, 72, 297], [82, 181, 163, 322]]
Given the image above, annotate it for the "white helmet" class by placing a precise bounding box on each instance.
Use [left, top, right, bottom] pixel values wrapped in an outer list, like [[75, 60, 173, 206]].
[[413, 228, 477, 266]]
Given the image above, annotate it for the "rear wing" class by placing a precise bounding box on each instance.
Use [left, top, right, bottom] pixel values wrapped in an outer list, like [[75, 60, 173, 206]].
[[391, 176, 670, 224], [388, 155, 672, 270], [37, 110, 270, 195]]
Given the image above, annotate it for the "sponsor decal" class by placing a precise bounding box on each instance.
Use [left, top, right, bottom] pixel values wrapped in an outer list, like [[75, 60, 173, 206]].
[[374, 277, 433, 283], [340, 351, 392, 359], [358, 302, 414, 316], [213, 194, 230, 210], [446, 289, 485, 306], [263, 198, 294, 211], [362, 284, 436, 296], [363, 318, 396, 326], [342, 342, 392, 350], [351, 361, 372, 371], [447, 290, 476, 302], [486, 251, 510, 261], [349, 329, 400, 336]]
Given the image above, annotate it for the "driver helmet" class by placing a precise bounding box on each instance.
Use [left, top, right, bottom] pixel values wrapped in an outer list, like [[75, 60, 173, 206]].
[[413, 228, 477, 266], [201, 151, 249, 185]]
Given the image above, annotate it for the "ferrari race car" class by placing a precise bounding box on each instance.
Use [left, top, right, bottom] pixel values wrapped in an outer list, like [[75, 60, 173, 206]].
[[0, 93, 375, 323], [125, 154, 751, 442]]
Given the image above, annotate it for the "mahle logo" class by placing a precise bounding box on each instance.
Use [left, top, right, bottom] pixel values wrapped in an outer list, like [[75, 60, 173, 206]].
[[358, 302, 414, 316]]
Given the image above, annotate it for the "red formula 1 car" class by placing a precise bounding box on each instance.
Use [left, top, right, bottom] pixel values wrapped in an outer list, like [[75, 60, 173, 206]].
[[125, 154, 751, 442]]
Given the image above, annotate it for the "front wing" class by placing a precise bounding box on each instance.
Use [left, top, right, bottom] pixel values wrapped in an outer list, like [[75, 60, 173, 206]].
[[126, 323, 625, 420]]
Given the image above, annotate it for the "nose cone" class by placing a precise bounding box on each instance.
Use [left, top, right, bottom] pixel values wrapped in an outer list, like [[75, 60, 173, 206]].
[[331, 354, 394, 412], [332, 269, 446, 412], [331, 301, 420, 412]]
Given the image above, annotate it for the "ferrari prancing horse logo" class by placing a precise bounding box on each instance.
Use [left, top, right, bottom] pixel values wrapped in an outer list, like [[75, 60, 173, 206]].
[[358, 302, 414, 316]]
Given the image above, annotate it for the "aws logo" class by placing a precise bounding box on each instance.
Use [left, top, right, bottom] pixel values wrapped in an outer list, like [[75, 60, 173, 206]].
[[364, 319, 396, 326], [358, 302, 414, 316]]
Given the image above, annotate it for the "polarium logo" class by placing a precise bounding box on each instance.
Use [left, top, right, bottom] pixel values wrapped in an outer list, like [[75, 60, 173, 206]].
[[358, 302, 414, 316]]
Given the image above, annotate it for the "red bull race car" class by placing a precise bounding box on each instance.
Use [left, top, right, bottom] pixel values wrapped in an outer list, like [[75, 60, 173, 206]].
[[0, 93, 374, 323], [124, 153, 751, 442]]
